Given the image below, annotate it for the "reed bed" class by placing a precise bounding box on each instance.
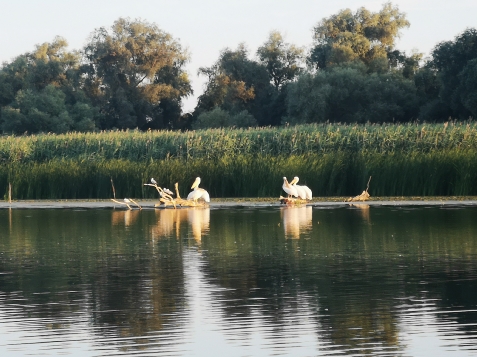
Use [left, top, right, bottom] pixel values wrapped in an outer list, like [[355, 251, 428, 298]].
[[1, 121, 476, 163], [1, 151, 476, 199], [1, 122, 477, 199]]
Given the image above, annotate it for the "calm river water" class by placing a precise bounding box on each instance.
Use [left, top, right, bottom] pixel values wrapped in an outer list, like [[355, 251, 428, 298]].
[[1, 204, 477, 356]]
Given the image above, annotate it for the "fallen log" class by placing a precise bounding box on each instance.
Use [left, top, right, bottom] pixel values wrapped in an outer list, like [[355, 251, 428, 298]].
[[145, 182, 207, 208], [346, 176, 372, 202]]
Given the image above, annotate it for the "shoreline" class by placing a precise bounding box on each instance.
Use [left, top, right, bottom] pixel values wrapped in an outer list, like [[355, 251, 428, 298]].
[[1, 197, 477, 209]]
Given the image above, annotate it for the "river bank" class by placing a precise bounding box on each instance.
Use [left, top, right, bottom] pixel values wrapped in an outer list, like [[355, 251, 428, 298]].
[[1, 197, 477, 209]]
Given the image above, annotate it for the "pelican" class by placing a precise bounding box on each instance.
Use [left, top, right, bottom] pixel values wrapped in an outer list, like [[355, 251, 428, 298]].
[[282, 177, 298, 198], [151, 178, 157, 185], [289, 177, 307, 199], [291, 176, 312, 200], [187, 177, 210, 203]]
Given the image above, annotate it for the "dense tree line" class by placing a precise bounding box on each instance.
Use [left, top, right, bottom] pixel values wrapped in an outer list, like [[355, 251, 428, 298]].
[[1, 3, 476, 134]]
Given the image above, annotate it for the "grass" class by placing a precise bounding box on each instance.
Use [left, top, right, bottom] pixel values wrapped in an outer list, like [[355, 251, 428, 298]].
[[1, 121, 477, 199]]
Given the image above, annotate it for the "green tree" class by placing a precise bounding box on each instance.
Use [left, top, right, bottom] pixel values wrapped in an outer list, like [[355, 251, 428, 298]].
[[2, 85, 73, 134], [429, 28, 477, 119], [193, 107, 231, 128], [82, 17, 192, 130], [308, 2, 410, 71], [285, 63, 418, 124], [456, 58, 477, 118], [257, 31, 304, 89], [0, 37, 97, 134], [193, 107, 257, 129], [195, 44, 279, 126]]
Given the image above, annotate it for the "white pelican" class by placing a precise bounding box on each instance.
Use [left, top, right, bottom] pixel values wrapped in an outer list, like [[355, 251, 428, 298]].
[[289, 177, 307, 199], [151, 178, 157, 185], [291, 176, 312, 200], [187, 177, 210, 203], [282, 177, 298, 198]]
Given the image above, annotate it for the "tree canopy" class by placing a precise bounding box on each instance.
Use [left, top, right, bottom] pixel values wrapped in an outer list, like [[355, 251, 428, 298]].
[[82, 18, 192, 130], [0, 37, 97, 134], [308, 2, 410, 71], [428, 28, 477, 119], [1, 5, 476, 134], [257, 31, 304, 89]]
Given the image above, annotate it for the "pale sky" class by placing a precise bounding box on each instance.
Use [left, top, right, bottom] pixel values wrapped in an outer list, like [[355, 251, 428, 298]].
[[1, 0, 476, 112]]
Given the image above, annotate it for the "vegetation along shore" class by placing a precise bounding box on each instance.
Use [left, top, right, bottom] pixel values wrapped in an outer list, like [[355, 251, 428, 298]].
[[1, 122, 477, 199]]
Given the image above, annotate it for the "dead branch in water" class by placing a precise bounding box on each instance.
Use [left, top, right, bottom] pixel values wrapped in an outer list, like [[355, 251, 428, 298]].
[[144, 182, 206, 208], [346, 176, 372, 202]]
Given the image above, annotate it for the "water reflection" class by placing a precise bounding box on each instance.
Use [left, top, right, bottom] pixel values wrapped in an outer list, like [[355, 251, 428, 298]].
[[349, 203, 371, 223], [280, 205, 313, 239], [111, 209, 140, 226], [0, 206, 477, 356], [151, 207, 210, 243]]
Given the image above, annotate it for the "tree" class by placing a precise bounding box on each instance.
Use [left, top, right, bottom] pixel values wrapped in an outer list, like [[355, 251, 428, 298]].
[[456, 59, 477, 118], [192, 107, 257, 129], [308, 2, 410, 71], [195, 44, 278, 126], [2, 85, 73, 134], [0, 37, 97, 134], [285, 63, 419, 124], [429, 28, 477, 119], [257, 31, 304, 89], [82, 17, 192, 130]]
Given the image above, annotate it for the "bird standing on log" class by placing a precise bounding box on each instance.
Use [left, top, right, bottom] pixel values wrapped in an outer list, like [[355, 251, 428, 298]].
[[282, 177, 298, 198], [187, 177, 210, 203], [290, 176, 312, 200]]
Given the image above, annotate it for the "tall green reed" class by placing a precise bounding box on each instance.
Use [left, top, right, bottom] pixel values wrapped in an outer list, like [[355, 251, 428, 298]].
[[1, 122, 477, 199]]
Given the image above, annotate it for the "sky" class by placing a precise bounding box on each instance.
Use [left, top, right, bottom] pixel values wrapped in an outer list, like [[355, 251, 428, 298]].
[[1, 0, 476, 113]]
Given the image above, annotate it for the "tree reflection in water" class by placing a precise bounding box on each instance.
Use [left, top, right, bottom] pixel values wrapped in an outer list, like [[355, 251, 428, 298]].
[[1, 206, 477, 356]]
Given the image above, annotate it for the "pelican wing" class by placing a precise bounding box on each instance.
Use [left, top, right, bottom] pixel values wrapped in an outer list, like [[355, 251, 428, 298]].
[[200, 189, 210, 203], [302, 186, 312, 200], [294, 185, 307, 199]]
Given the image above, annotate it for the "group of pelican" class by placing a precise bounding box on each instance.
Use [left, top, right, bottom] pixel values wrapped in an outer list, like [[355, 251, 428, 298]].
[[282, 176, 312, 200], [149, 176, 311, 203]]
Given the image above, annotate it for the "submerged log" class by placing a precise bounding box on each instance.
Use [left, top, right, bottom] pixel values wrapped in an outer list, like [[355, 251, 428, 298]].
[[346, 176, 372, 202]]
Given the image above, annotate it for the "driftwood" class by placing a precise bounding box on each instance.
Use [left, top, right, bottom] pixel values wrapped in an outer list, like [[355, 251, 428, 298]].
[[279, 195, 307, 205], [111, 198, 142, 210], [346, 176, 372, 202], [144, 182, 207, 208]]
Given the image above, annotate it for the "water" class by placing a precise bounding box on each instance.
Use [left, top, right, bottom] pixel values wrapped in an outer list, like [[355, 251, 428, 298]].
[[1, 204, 477, 356]]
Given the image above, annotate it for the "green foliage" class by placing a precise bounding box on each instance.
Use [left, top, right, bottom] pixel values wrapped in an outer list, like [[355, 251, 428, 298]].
[[309, 2, 410, 71], [0, 38, 98, 134], [2, 122, 477, 165], [286, 65, 419, 124], [195, 44, 283, 126], [193, 107, 230, 129], [193, 108, 257, 129], [1, 122, 477, 199], [430, 28, 477, 119], [456, 58, 477, 118], [256, 31, 304, 89], [82, 17, 192, 130]]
